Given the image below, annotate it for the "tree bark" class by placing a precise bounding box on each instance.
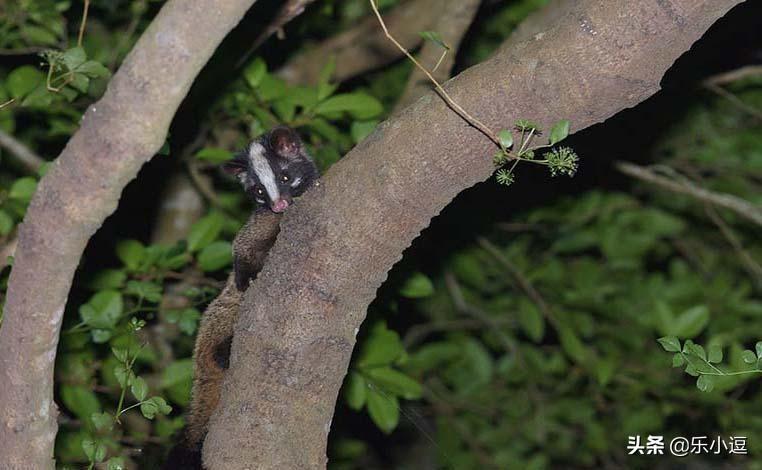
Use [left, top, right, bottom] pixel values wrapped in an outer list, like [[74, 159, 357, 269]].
[[0, 1, 258, 467], [203, 0, 743, 468]]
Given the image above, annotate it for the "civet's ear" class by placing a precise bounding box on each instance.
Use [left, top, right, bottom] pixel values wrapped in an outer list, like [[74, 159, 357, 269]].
[[221, 156, 248, 176], [269, 126, 302, 160]]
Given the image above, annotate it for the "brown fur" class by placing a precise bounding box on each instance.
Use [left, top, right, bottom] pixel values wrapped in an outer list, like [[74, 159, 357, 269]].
[[182, 210, 282, 452]]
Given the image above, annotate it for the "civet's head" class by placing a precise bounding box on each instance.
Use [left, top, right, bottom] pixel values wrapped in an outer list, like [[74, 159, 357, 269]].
[[223, 126, 318, 213]]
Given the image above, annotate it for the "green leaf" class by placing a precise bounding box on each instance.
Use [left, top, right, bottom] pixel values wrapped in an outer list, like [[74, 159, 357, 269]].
[[366, 388, 399, 434], [672, 305, 710, 338], [107, 456, 127, 470], [69, 72, 89, 93], [256, 75, 288, 101], [116, 239, 146, 270], [418, 31, 450, 50], [9, 177, 38, 203], [187, 212, 225, 252], [498, 129, 513, 149], [514, 119, 540, 132], [755, 341, 762, 358], [23, 25, 59, 45], [350, 120, 378, 144], [7, 66, 44, 98], [82, 439, 106, 463], [742, 350, 757, 364], [517, 299, 544, 342], [114, 365, 134, 388], [406, 341, 461, 373], [87, 269, 126, 290], [364, 367, 422, 400], [140, 396, 172, 420], [62, 47, 87, 70], [243, 58, 267, 88], [696, 375, 714, 392], [160, 359, 194, 389], [672, 353, 685, 367], [197, 241, 233, 271], [549, 119, 570, 145], [708, 345, 723, 364], [125, 280, 163, 302], [131, 376, 148, 401], [315, 93, 383, 119], [345, 372, 367, 411], [196, 147, 232, 164], [90, 412, 113, 432], [399, 272, 434, 298], [657, 336, 681, 353], [78, 60, 110, 78], [317, 56, 337, 101], [358, 322, 404, 368], [111, 347, 128, 363], [79, 290, 123, 329], [60, 385, 101, 419], [165, 308, 201, 335], [0, 209, 14, 236]]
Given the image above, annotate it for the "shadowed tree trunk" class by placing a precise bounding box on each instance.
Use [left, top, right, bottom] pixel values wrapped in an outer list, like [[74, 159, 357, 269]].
[[202, 0, 744, 468]]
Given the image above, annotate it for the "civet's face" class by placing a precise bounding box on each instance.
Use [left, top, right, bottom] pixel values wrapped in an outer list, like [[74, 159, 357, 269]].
[[223, 127, 318, 213]]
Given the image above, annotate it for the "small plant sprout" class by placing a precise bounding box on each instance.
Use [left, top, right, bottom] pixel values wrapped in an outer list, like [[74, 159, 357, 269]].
[[492, 119, 580, 186], [658, 336, 762, 393]]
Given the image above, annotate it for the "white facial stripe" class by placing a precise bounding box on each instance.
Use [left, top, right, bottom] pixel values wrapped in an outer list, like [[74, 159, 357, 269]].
[[290, 176, 302, 188], [248, 142, 280, 202]]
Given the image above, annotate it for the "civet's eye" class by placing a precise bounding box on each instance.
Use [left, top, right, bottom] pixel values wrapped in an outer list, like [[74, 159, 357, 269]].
[[281, 174, 289, 182], [256, 188, 264, 195]]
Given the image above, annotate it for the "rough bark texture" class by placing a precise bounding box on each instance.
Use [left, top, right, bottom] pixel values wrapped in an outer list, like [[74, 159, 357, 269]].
[[203, 0, 743, 468], [0, 1, 257, 467]]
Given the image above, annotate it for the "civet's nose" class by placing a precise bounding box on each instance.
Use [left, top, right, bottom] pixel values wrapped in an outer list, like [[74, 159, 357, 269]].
[[271, 198, 290, 213]]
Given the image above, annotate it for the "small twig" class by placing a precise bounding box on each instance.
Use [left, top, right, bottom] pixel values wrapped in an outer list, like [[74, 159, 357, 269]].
[[704, 205, 762, 290], [704, 65, 762, 87], [0, 129, 46, 173], [616, 161, 762, 227], [443, 271, 517, 354], [403, 317, 514, 348], [78, 0, 91, 47], [369, 0, 500, 146], [0, 99, 15, 110], [235, 0, 318, 69], [705, 82, 762, 121], [477, 237, 559, 327]]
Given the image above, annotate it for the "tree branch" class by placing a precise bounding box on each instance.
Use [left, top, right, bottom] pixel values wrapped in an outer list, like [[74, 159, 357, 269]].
[[0, 129, 45, 173], [616, 161, 762, 227], [203, 1, 743, 468], [0, 1, 259, 467], [392, 0, 481, 112], [277, 0, 441, 84]]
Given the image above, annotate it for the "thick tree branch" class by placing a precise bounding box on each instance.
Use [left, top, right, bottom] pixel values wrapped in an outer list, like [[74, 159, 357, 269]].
[[0, 1, 258, 467], [204, 1, 743, 468], [277, 0, 440, 84]]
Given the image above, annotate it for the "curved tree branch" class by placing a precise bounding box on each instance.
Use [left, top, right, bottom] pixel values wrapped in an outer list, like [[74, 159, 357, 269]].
[[0, 1, 258, 467], [277, 0, 440, 84], [203, 0, 743, 468]]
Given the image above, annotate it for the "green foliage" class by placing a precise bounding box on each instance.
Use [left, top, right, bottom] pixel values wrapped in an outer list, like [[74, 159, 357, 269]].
[[493, 119, 580, 186]]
